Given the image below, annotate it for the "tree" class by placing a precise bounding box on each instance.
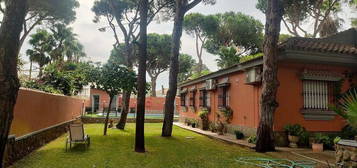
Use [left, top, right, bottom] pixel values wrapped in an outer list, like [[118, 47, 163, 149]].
[[0, 0, 79, 54], [92, 0, 173, 130], [183, 13, 218, 74], [204, 12, 264, 69], [26, 29, 54, 78], [146, 33, 171, 97], [135, 0, 148, 153], [257, 0, 345, 38], [178, 53, 196, 83], [255, 0, 284, 153], [95, 63, 136, 136], [162, 0, 215, 137], [0, 0, 28, 167]]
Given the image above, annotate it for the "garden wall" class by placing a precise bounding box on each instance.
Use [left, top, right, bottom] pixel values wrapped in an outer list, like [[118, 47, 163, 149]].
[[10, 88, 85, 136], [5, 88, 85, 167]]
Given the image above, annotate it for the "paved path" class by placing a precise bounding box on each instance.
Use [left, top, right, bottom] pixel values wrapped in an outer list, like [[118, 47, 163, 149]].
[[174, 122, 336, 167]]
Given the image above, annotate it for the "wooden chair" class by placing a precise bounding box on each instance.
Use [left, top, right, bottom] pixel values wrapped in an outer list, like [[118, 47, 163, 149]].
[[66, 123, 90, 151]]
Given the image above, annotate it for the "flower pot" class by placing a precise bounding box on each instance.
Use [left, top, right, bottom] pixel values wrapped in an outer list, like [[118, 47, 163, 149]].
[[312, 143, 323, 152], [288, 135, 299, 148], [191, 123, 196, 128]]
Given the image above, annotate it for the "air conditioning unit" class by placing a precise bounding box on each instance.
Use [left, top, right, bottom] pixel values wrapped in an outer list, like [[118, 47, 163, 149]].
[[245, 67, 262, 85], [206, 79, 216, 90]]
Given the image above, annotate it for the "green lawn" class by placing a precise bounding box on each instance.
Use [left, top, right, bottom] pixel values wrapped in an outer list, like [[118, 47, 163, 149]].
[[12, 123, 270, 168]]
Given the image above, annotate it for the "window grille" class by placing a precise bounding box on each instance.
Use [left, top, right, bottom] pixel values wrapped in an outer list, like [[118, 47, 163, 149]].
[[303, 80, 334, 109]]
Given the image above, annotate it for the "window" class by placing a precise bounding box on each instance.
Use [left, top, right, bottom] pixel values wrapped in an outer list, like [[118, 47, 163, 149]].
[[218, 87, 229, 108], [180, 93, 186, 106], [303, 80, 334, 110], [199, 90, 207, 107], [189, 91, 196, 106]]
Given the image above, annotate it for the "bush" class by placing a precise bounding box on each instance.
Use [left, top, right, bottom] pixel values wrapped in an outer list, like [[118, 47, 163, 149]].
[[313, 133, 330, 144], [340, 125, 357, 140], [209, 122, 217, 132], [234, 130, 244, 139], [199, 109, 209, 130], [219, 107, 233, 123], [247, 135, 257, 144], [283, 124, 305, 136]]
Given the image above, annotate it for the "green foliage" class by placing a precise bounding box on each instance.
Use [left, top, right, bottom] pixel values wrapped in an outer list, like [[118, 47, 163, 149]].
[[333, 136, 341, 144], [183, 13, 219, 38], [204, 12, 263, 56], [215, 46, 241, 68], [332, 89, 357, 129], [189, 69, 211, 80], [279, 34, 293, 43], [146, 33, 171, 76], [283, 124, 305, 136], [248, 135, 257, 144], [28, 0, 79, 25], [240, 53, 263, 63], [178, 54, 196, 82], [22, 80, 62, 94], [219, 107, 233, 123], [312, 133, 330, 144], [234, 130, 244, 140], [93, 63, 137, 98], [340, 125, 357, 139], [198, 109, 209, 120]]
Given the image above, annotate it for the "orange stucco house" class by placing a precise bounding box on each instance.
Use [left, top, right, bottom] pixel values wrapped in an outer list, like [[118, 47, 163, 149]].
[[178, 28, 357, 145]]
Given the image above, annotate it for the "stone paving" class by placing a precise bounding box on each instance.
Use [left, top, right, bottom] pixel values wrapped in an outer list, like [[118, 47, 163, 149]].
[[174, 122, 336, 167]]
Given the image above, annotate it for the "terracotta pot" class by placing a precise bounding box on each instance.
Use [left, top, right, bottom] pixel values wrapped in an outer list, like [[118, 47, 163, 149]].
[[288, 135, 299, 148], [312, 143, 323, 152]]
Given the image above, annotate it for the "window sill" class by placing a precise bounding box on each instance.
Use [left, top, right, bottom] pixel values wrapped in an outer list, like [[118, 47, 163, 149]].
[[300, 109, 337, 120]]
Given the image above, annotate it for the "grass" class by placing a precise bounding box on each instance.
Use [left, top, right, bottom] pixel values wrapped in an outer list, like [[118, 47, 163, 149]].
[[11, 123, 271, 168]]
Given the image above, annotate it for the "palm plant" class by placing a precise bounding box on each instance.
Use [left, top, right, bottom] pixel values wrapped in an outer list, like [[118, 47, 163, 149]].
[[333, 89, 357, 129]]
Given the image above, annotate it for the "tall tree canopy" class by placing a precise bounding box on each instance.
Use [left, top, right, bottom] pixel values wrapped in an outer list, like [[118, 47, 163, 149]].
[[178, 53, 196, 83], [256, 0, 355, 37], [92, 0, 174, 130], [183, 13, 218, 74], [146, 33, 171, 97], [26, 29, 53, 78], [204, 12, 264, 69], [0, 0, 79, 51]]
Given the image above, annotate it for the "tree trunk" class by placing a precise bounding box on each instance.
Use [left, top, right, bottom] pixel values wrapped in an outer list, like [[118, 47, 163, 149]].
[[195, 34, 202, 74], [255, 0, 283, 153], [38, 65, 43, 78], [116, 90, 131, 129], [28, 61, 32, 80], [104, 95, 114, 136], [0, 0, 28, 167], [162, 0, 186, 137], [135, 0, 148, 153], [150, 75, 157, 97]]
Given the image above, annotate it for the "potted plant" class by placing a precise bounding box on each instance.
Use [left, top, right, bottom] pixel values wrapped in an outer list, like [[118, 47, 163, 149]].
[[234, 130, 244, 140], [284, 124, 305, 148], [198, 109, 209, 130], [312, 133, 329, 152], [191, 119, 197, 128], [219, 107, 233, 123], [216, 121, 225, 135]]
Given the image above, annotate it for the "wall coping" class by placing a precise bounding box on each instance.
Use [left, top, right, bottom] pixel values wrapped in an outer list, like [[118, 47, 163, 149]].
[[338, 139, 357, 147], [14, 119, 76, 141], [19, 87, 86, 101]]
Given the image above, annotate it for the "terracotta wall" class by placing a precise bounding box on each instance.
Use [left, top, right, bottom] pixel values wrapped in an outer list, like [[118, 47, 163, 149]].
[[179, 72, 261, 129], [179, 62, 355, 133], [10, 88, 85, 137], [274, 62, 354, 132], [88, 88, 180, 113]]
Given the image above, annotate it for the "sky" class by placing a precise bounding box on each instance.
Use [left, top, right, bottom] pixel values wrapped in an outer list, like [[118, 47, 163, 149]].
[[19, 0, 355, 90]]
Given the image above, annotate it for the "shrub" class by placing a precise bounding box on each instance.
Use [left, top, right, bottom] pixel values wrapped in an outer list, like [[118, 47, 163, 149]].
[[247, 135, 257, 144], [332, 89, 357, 129], [234, 130, 244, 139], [199, 109, 209, 130], [283, 124, 305, 136], [334, 136, 341, 144], [209, 122, 217, 132], [313, 133, 330, 144], [219, 107, 233, 123]]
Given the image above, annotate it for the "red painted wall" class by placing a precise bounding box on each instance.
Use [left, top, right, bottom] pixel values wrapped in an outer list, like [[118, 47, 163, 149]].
[[88, 88, 180, 113], [179, 62, 356, 132], [10, 88, 85, 137]]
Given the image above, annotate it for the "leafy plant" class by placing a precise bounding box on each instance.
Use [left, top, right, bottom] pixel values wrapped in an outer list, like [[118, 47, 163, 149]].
[[234, 130, 244, 139], [313, 133, 330, 144], [283, 124, 305, 136], [247, 135, 257, 144], [334, 136, 341, 144], [332, 89, 357, 129], [219, 107, 233, 123], [199, 109, 210, 130]]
